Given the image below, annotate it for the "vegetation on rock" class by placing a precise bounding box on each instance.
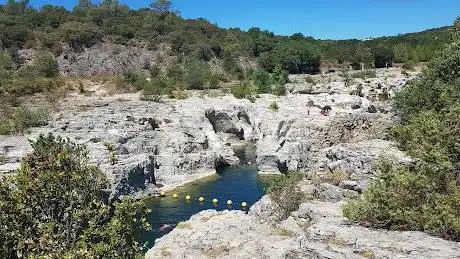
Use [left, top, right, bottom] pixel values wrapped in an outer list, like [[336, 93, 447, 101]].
[[267, 173, 304, 219], [0, 134, 151, 258], [343, 19, 460, 241]]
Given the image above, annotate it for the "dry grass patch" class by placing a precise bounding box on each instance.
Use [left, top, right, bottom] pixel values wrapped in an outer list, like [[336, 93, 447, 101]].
[[325, 170, 350, 186]]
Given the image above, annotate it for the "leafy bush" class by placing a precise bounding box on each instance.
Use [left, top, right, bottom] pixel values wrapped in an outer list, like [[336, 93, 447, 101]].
[[272, 64, 289, 85], [325, 170, 350, 186], [269, 101, 279, 111], [0, 107, 49, 134], [142, 76, 173, 98], [273, 84, 287, 96], [123, 71, 149, 91], [0, 134, 151, 258], [373, 47, 394, 68], [0, 119, 13, 135], [57, 21, 103, 50], [183, 59, 211, 90], [402, 60, 417, 71], [344, 20, 460, 241], [391, 106, 460, 169], [34, 52, 59, 78], [231, 80, 254, 99], [251, 69, 272, 93], [342, 160, 460, 241], [350, 70, 376, 79], [267, 173, 304, 219], [304, 76, 316, 84], [260, 40, 321, 74]]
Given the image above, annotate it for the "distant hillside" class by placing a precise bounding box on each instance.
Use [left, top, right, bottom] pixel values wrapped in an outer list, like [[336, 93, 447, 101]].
[[0, 1, 452, 73], [0, 0, 455, 110]]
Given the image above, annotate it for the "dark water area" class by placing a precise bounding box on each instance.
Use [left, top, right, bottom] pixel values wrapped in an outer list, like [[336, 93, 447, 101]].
[[140, 145, 273, 248]]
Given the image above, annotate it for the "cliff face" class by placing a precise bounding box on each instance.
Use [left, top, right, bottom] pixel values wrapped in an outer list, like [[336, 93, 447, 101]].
[[56, 42, 175, 77]]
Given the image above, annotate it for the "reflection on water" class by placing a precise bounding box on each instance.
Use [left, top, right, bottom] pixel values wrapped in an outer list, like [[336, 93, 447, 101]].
[[140, 146, 274, 247]]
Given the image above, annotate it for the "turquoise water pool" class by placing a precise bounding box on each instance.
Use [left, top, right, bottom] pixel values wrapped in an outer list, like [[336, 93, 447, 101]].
[[140, 147, 271, 247]]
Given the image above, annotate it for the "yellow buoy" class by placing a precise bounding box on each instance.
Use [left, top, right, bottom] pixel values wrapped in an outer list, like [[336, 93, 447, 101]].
[[212, 198, 218, 203], [227, 200, 233, 205], [199, 197, 205, 202], [160, 191, 166, 197], [242, 202, 248, 207], [172, 193, 178, 198], [185, 195, 191, 200]]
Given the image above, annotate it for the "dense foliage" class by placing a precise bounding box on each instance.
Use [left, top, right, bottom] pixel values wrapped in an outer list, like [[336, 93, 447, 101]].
[[343, 19, 460, 241], [0, 134, 151, 258], [0, 0, 451, 78]]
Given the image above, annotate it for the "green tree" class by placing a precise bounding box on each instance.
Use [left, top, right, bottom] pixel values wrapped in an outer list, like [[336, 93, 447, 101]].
[[0, 134, 151, 258], [57, 21, 103, 50], [150, 0, 173, 12], [372, 47, 394, 68], [251, 69, 272, 93], [393, 44, 409, 63], [34, 52, 59, 78], [260, 40, 321, 74]]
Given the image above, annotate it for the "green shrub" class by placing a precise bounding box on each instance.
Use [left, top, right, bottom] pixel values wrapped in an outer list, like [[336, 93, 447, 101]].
[[0, 134, 151, 258], [373, 47, 394, 68], [142, 76, 173, 98], [57, 21, 103, 50], [269, 101, 278, 111], [0, 119, 13, 135], [267, 173, 304, 219], [350, 70, 376, 79], [12, 107, 49, 133], [222, 54, 243, 77], [273, 84, 287, 96], [183, 60, 211, 90], [304, 76, 316, 84], [231, 80, 254, 99], [123, 71, 148, 91], [0, 107, 50, 135], [259, 40, 321, 74], [342, 160, 460, 241], [391, 106, 460, 169], [272, 65, 289, 85], [251, 69, 272, 93], [344, 22, 460, 241], [34, 53, 59, 78], [325, 170, 350, 186], [208, 74, 220, 89], [402, 60, 417, 71]]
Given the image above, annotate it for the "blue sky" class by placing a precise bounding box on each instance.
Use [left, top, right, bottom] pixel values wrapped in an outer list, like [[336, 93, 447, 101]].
[[4, 0, 460, 39]]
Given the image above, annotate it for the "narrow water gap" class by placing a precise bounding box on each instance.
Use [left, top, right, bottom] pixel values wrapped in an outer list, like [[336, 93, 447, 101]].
[[140, 144, 270, 248]]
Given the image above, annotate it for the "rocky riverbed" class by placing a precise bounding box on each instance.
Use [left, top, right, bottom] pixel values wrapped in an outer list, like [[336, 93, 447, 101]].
[[3, 67, 456, 258], [1, 68, 411, 198]]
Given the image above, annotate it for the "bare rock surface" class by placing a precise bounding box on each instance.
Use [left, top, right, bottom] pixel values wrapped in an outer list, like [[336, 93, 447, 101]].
[[0, 68, 413, 200], [146, 200, 460, 259]]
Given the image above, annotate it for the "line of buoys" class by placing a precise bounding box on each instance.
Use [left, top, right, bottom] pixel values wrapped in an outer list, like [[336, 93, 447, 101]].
[[162, 194, 248, 208]]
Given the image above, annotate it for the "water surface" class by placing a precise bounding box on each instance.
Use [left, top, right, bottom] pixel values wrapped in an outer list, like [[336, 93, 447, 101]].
[[141, 146, 273, 247]]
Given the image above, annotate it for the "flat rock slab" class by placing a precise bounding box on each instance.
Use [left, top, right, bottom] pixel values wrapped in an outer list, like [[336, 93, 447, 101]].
[[146, 199, 460, 259]]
